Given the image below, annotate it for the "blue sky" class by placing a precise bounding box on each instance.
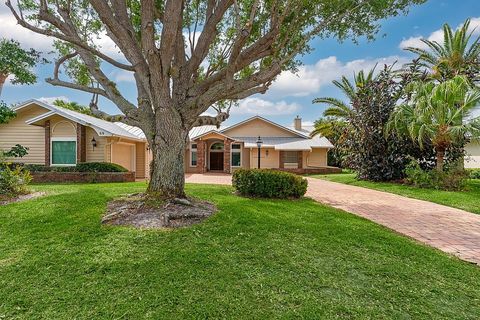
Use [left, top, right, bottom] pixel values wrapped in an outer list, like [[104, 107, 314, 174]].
[[1, 0, 479, 128]]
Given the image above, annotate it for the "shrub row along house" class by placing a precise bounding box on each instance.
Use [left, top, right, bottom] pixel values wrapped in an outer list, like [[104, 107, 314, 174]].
[[0, 100, 339, 178]]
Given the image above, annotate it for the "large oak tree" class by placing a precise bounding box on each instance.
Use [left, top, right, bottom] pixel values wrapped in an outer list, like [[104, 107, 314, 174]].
[[7, 0, 425, 199]]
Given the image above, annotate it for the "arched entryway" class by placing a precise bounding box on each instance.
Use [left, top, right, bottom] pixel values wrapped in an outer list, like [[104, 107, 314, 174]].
[[209, 142, 224, 171]]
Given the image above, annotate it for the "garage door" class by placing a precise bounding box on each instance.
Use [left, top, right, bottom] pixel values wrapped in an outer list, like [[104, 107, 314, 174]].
[[111, 144, 135, 172]]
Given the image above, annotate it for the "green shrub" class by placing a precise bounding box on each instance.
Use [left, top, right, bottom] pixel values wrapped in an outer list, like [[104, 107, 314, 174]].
[[24, 162, 128, 173], [232, 169, 307, 198], [468, 169, 480, 179], [405, 161, 468, 191], [0, 166, 32, 197], [75, 162, 128, 172]]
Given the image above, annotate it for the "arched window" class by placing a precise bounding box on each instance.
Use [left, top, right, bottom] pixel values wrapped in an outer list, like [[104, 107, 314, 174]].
[[210, 142, 224, 151]]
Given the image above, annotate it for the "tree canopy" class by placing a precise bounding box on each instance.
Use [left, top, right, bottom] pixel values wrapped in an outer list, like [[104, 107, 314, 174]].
[[0, 38, 42, 96]]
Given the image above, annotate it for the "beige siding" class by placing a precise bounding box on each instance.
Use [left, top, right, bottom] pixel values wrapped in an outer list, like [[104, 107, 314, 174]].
[[135, 142, 146, 178], [0, 105, 49, 164], [242, 144, 250, 169], [104, 140, 112, 163], [50, 116, 76, 137], [465, 141, 480, 169], [304, 148, 328, 168], [249, 148, 279, 168], [86, 127, 106, 163], [223, 118, 299, 137]]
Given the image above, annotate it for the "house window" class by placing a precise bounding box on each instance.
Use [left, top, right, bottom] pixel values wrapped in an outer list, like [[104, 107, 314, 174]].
[[190, 143, 198, 167], [231, 143, 241, 167], [51, 138, 77, 166], [284, 151, 298, 163]]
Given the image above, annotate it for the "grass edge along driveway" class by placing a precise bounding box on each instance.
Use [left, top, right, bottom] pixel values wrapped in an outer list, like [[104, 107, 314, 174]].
[[311, 173, 480, 215]]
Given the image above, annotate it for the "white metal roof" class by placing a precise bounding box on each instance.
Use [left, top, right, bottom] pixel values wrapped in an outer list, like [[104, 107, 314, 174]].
[[16, 99, 144, 141], [235, 135, 333, 150]]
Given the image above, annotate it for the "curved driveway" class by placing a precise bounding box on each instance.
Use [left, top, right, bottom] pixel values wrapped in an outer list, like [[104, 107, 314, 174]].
[[185, 173, 480, 265]]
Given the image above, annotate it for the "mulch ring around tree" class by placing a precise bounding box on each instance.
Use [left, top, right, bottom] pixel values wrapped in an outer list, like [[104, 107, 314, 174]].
[[102, 193, 217, 229], [0, 192, 46, 206]]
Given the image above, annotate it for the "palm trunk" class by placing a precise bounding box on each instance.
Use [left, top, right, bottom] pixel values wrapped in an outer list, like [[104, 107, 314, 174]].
[[146, 112, 188, 200], [436, 148, 445, 172]]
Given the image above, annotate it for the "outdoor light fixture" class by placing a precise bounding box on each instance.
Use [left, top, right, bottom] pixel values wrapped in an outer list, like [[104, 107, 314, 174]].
[[256, 136, 263, 169], [91, 137, 97, 150]]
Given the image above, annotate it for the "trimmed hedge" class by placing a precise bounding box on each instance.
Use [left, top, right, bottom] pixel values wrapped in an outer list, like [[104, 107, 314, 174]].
[[232, 169, 308, 198], [24, 162, 128, 173]]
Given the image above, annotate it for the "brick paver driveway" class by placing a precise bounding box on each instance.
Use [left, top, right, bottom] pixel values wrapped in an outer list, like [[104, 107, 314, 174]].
[[185, 173, 480, 265]]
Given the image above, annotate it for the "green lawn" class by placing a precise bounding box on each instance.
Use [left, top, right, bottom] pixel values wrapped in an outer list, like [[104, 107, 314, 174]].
[[1, 183, 479, 319], [313, 173, 480, 215]]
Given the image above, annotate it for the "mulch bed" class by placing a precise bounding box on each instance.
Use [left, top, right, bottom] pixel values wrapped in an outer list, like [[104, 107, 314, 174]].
[[0, 192, 46, 206], [102, 193, 217, 229]]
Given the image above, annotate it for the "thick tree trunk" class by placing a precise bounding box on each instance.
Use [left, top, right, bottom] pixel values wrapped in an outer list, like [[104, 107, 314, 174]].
[[436, 148, 445, 172], [146, 112, 189, 200]]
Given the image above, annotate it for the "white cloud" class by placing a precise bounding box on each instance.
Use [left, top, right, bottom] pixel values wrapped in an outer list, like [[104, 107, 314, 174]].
[[232, 97, 301, 116], [267, 55, 409, 98], [0, 13, 54, 52], [111, 70, 135, 83], [399, 17, 480, 49], [38, 96, 70, 104]]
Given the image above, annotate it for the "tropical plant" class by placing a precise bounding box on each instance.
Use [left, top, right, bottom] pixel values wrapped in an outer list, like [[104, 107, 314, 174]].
[[0, 38, 42, 96], [52, 99, 95, 117], [404, 19, 480, 84], [387, 76, 480, 171], [313, 68, 377, 121], [5, 0, 426, 201], [310, 118, 349, 167]]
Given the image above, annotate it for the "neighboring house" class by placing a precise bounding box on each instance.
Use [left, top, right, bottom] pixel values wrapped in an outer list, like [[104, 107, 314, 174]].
[[0, 99, 336, 177], [465, 106, 480, 168], [465, 140, 480, 168]]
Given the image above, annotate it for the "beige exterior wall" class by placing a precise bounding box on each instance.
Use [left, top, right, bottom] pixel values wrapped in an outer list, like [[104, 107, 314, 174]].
[[249, 148, 279, 169], [223, 118, 298, 137], [135, 142, 146, 178], [303, 148, 328, 168], [111, 142, 135, 172], [0, 105, 48, 164], [465, 141, 480, 169], [86, 128, 106, 163], [241, 144, 250, 169]]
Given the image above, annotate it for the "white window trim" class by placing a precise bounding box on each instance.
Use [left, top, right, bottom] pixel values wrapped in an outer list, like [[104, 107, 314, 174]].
[[231, 143, 242, 167], [190, 143, 198, 167], [51, 137, 77, 167]]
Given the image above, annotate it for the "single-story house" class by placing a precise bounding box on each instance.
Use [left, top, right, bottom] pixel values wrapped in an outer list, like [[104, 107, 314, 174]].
[[0, 99, 337, 177], [1, 99, 151, 179]]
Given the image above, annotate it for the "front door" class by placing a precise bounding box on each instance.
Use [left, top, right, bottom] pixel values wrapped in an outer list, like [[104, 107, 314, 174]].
[[210, 152, 224, 171]]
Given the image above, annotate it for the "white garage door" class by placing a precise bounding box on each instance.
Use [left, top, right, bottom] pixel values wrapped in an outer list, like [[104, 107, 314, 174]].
[[111, 144, 135, 172]]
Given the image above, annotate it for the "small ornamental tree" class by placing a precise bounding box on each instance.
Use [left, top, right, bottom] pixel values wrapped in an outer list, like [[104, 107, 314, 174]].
[[7, 0, 426, 200], [0, 39, 42, 97], [387, 76, 480, 172]]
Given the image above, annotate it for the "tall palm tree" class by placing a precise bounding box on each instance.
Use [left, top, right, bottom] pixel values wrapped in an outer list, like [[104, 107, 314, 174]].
[[387, 76, 480, 171], [312, 67, 376, 123], [404, 19, 480, 83]]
